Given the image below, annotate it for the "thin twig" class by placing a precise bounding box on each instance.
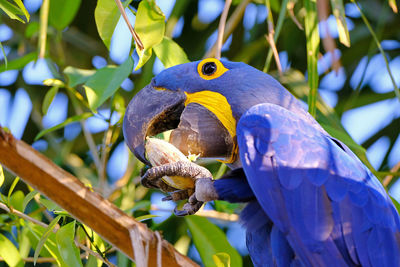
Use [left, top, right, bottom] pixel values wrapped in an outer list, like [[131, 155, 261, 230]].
[[351, 0, 400, 101], [317, 0, 340, 73], [265, 32, 282, 75], [0, 202, 49, 229], [99, 123, 114, 191], [215, 0, 232, 59], [1, 200, 120, 267], [383, 161, 400, 187], [287, 1, 303, 30], [66, 90, 102, 176], [205, 0, 251, 58], [263, 0, 289, 72], [38, 0, 49, 58], [265, 0, 282, 75], [75, 240, 116, 267], [114, 0, 144, 50], [0, 256, 56, 263], [150, 205, 239, 222]]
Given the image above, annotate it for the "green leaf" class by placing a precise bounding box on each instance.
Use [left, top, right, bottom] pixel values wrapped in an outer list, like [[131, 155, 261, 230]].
[[389, 0, 398, 13], [25, 21, 40, 38], [12, 0, 30, 22], [0, 0, 25, 23], [213, 252, 231, 267], [84, 56, 134, 110], [304, 0, 320, 117], [330, 0, 350, 47], [43, 78, 65, 87], [42, 86, 59, 115], [391, 196, 400, 213], [41, 198, 62, 211], [35, 112, 93, 140], [0, 41, 7, 69], [95, 0, 132, 49], [9, 190, 24, 212], [56, 221, 83, 267], [22, 190, 39, 212], [49, 0, 81, 30], [134, 0, 166, 70], [0, 164, 4, 188], [153, 37, 189, 68], [135, 214, 159, 222], [7, 176, 19, 205], [0, 52, 37, 72], [0, 233, 24, 267], [64, 66, 96, 87], [42, 86, 58, 115], [185, 216, 242, 267], [131, 200, 151, 211], [34, 215, 62, 265]]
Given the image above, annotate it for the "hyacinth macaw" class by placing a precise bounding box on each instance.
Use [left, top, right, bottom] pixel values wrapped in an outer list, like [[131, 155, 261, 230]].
[[123, 58, 400, 266]]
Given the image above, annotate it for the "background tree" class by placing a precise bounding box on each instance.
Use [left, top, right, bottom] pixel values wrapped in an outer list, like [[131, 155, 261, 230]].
[[0, 0, 399, 266]]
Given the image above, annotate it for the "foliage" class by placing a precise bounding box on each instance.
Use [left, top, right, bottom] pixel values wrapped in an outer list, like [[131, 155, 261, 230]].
[[0, 0, 399, 266]]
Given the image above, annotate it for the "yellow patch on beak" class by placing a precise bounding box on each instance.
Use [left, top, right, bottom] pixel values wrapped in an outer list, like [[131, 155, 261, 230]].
[[184, 90, 238, 163]]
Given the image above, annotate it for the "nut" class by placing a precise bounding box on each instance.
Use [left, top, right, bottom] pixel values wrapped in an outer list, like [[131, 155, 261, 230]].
[[145, 138, 195, 190]]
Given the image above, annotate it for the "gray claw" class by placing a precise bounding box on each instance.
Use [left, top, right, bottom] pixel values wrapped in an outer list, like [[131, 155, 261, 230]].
[[174, 207, 189, 216], [174, 201, 204, 216], [162, 195, 173, 201]]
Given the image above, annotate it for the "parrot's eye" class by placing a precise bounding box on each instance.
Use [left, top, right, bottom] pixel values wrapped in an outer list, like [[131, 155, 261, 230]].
[[197, 58, 228, 80], [202, 62, 217, 76]]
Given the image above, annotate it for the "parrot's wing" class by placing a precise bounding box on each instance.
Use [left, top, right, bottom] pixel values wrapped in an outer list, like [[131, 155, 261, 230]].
[[237, 103, 400, 267]]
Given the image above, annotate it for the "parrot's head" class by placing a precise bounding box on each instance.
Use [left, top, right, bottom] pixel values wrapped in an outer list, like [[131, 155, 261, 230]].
[[123, 58, 299, 165]]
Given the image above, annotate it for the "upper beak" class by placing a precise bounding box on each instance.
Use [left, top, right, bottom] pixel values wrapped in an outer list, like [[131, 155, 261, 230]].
[[123, 82, 186, 164]]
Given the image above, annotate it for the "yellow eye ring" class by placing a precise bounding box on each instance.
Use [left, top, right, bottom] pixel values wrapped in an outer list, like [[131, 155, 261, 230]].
[[197, 58, 228, 80]]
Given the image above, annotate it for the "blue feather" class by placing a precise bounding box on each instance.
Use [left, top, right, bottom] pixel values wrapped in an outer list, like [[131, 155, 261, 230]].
[[213, 168, 255, 203], [236, 103, 400, 266]]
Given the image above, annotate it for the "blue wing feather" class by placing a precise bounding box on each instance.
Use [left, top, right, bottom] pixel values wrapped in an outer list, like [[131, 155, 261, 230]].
[[236, 103, 400, 266]]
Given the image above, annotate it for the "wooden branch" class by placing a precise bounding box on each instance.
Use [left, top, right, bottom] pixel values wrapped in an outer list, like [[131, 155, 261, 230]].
[[0, 127, 198, 267]]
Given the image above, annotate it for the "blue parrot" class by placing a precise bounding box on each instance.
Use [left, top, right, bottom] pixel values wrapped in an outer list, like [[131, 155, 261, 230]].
[[123, 58, 400, 266]]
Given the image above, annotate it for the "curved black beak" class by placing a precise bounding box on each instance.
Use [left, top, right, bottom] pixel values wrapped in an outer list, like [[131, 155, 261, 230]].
[[123, 82, 186, 164]]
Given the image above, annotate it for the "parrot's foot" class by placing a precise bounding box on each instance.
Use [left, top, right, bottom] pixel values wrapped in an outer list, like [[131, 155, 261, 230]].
[[141, 162, 218, 216], [174, 195, 204, 216], [142, 161, 212, 184], [162, 189, 194, 201], [141, 161, 212, 193]]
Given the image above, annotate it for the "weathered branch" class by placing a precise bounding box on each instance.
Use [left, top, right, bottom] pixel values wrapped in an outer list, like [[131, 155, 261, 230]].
[[0, 127, 198, 267]]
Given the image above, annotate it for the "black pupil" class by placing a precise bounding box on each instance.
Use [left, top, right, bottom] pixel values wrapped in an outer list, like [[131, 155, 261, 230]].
[[202, 62, 217, 75]]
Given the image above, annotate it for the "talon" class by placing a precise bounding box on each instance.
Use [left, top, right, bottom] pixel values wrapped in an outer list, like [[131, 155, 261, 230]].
[[173, 201, 204, 216], [188, 194, 198, 205], [141, 177, 158, 189], [162, 195, 173, 201], [174, 207, 189, 216]]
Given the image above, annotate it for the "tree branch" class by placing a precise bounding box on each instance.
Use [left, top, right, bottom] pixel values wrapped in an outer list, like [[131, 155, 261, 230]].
[[0, 127, 198, 267]]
